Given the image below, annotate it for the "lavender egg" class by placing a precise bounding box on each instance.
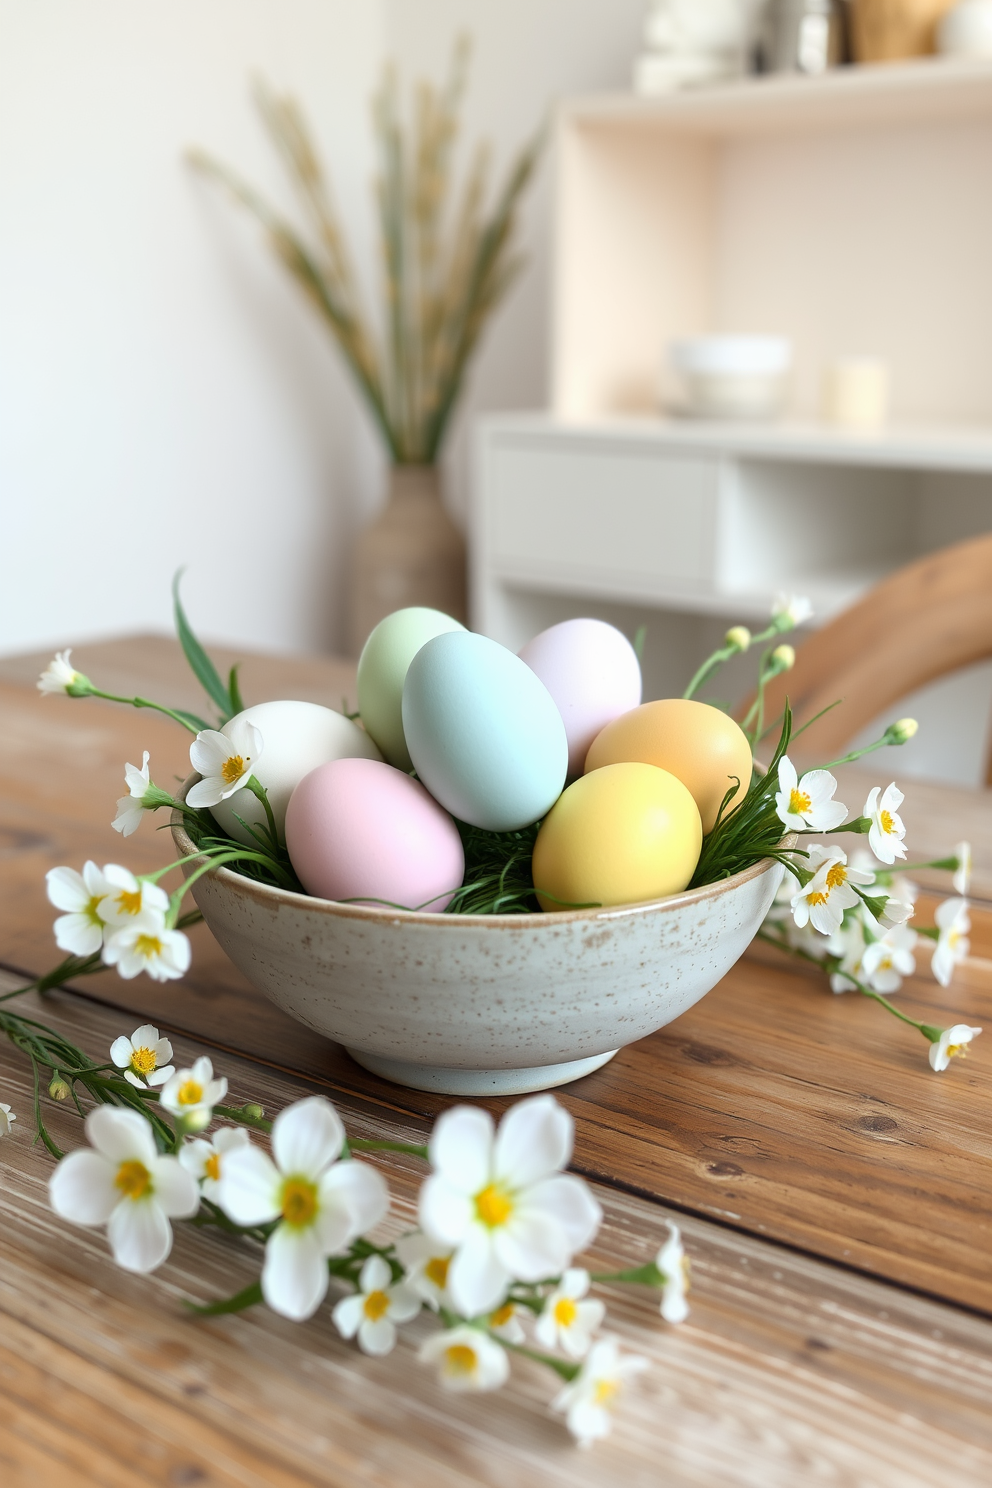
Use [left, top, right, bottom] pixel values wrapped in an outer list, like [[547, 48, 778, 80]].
[[518, 619, 642, 777], [285, 757, 464, 912]]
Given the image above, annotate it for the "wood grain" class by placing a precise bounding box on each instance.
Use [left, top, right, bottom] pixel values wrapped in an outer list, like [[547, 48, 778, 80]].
[[2, 640, 991, 1316], [2, 982, 992, 1488]]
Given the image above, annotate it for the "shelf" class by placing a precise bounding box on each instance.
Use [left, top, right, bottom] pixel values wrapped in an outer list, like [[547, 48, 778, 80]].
[[482, 414, 992, 474], [563, 54, 992, 138]]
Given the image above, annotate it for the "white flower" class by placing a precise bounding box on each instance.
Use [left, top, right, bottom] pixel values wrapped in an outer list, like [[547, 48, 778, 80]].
[[49, 1107, 198, 1272], [929, 1024, 982, 1073], [774, 757, 847, 833], [860, 924, 918, 994], [96, 864, 170, 931], [46, 862, 113, 956], [159, 1056, 227, 1127], [179, 1126, 250, 1200], [395, 1231, 455, 1310], [880, 895, 915, 928], [332, 1254, 420, 1356], [932, 898, 971, 988], [112, 752, 155, 837], [110, 1024, 175, 1088], [418, 1095, 602, 1318], [864, 783, 907, 865], [826, 914, 866, 993], [101, 923, 191, 983], [535, 1268, 604, 1358], [552, 1335, 649, 1448], [186, 719, 263, 809], [772, 593, 813, 629], [0, 1102, 15, 1137], [217, 1096, 388, 1321], [791, 848, 873, 937], [37, 648, 86, 695], [487, 1300, 527, 1344], [420, 1326, 509, 1393], [655, 1222, 690, 1324], [953, 841, 972, 897]]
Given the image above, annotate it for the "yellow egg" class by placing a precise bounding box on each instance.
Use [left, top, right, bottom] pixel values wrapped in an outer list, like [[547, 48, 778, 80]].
[[531, 762, 702, 911], [584, 699, 753, 834]]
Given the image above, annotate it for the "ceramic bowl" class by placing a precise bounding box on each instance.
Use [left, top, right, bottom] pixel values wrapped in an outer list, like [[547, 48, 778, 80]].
[[171, 795, 785, 1098]]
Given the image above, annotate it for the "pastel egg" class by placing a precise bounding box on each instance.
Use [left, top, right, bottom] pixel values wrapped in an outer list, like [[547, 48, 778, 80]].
[[210, 700, 381, 847], [357, 607, 466, 770], [402, 631, 568, 832], [518, 618, 642, 776], [584, 698, 753, 834], [532, 762, 702, 911], [285, 757, 464, 911]]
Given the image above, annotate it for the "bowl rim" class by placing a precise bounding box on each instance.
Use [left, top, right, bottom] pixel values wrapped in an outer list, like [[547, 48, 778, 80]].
[[171, 776, 793, 931]]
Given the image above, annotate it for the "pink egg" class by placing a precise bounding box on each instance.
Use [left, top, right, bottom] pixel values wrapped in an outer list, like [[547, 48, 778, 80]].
[[518, 619, 642, 777], [285, 758, 464, 912]]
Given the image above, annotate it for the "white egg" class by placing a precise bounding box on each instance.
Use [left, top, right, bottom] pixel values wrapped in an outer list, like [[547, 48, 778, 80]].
[[209, 700, 381, 846]]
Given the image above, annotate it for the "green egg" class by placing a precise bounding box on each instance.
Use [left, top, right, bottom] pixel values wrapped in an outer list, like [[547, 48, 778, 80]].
[[357, 607, 466, 770]]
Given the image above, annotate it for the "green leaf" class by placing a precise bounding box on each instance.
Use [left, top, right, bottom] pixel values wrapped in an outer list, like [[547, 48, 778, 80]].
[[171, 707, 213, 733], [227, 664, 245, 717], [184, 1279, 263, 1317], [172, 569, 233, 721]]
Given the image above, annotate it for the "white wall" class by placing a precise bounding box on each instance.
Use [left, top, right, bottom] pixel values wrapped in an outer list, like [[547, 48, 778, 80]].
[[0, 0, 647, 659], [0, 0, 385, 658]]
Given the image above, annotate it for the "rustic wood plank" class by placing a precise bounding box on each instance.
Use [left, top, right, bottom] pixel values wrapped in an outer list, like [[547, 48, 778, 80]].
[[2, 642, 991, 1315], [2, 983, 992, 1488]]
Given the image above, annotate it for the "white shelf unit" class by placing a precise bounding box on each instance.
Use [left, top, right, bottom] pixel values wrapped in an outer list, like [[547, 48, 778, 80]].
[[470, 59, 992, 783]]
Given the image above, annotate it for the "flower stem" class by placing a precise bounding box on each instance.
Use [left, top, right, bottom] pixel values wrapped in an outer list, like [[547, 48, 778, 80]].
[[500, 1338, 581, 1382], [85, 687, 202, 734]]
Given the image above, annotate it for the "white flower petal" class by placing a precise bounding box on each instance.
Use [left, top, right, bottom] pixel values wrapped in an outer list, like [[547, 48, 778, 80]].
[[262, 1222, 328, 1320], [272, 1096, 344, 1180], [85, 1107, 158, 1166], [447, 1225, 508, 1317], [418, 1174, 475, 1245], [493, 1093, 572, 1188], [428, 1105, 494, 1193], [46, 866, 89, 913], [54, 913, 104, 957], [495, 1204, 568, 1283], [521, 1173, 602, 1253], [107, 1198, 172, 1272], [387, 1284, 422, 1324], [359, 1254, 391, 1294], [49, 1150, 119, 1225], [109, 1036, 133, 1069], [331, 1292, 366, 1339], [149, 1156, 200, 1218], [358, 1316, 397, 1356], [317, 1160, 389, 1249], [217, 1144, 282, 1226]]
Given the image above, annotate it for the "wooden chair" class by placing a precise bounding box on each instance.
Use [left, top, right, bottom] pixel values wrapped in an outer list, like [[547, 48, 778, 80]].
[[758, 532, 992, 784]]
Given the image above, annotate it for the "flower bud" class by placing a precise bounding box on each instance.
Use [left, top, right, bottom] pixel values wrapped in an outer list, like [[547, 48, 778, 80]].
[[770, 644, 795, 673], [725, 625, 751, 652], [887, 717, 918, 744], [48, 1076, 71, 1102], [242, 1103, 265, 1121]]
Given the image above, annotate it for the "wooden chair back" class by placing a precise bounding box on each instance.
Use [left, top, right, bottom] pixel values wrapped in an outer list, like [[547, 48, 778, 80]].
[[758, 532, 992, 784]]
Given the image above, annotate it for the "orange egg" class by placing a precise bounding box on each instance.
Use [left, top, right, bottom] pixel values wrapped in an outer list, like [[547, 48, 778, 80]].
[[584, 699, 752, 834]]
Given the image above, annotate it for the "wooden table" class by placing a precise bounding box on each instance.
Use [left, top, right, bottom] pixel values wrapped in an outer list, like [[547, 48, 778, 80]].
[[2, 636, 992, 1486]]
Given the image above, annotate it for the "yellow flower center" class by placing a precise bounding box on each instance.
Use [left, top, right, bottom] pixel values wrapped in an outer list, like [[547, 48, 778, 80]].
[[880, 809, 895, 834], [363, 1289, 391, 1321], [554, 1297, 578, 1328], [115, 1159, 152, 1200], [947, 1042, 969, 1061], [806, 891, 828, 907], [593, 1378, 619, 1408], [425, 1256, 450, 1290], [789, 788, 812, 816], [825, 864, 847, 890], [280, 1176, 318, 1227], [221, 754, 247, 784], [135, 934, 164, 960], [176, 1079, 203, 1107], [444, 1344, 478, 1377], [85, 894, 105, 926], [129, 1045, 157, 1076], [116, 888, 143, 916], [474, 1183, 514, 1229], [205, 1153, 221, 1182], [489, 1303, 515, 1327]]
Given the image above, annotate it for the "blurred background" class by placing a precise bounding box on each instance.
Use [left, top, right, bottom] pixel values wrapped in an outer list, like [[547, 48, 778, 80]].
[[3, 0, 992, 784]]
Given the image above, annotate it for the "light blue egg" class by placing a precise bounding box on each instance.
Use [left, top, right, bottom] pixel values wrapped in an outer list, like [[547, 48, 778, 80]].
[[402, 632, 568, 831]]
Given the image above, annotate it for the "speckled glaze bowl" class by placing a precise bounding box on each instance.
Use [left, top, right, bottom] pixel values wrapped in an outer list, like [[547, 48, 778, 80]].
[[172, 799, 785, 1098]]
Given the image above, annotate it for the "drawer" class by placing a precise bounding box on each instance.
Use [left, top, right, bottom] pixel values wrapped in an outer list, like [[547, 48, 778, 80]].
[[488, 438, 719, 590]]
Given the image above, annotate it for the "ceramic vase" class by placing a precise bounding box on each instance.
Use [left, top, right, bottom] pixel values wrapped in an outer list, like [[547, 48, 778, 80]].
[[349, 464, 467, 655]]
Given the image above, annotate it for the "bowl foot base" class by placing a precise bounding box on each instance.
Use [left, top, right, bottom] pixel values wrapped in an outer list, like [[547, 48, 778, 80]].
[[345, 1048, 619, 1097]]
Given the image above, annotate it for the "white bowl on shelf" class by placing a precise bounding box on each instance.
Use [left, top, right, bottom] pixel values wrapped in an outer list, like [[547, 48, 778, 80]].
[[172, 783, 787, 1097], [668, 335, 792, 420]]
